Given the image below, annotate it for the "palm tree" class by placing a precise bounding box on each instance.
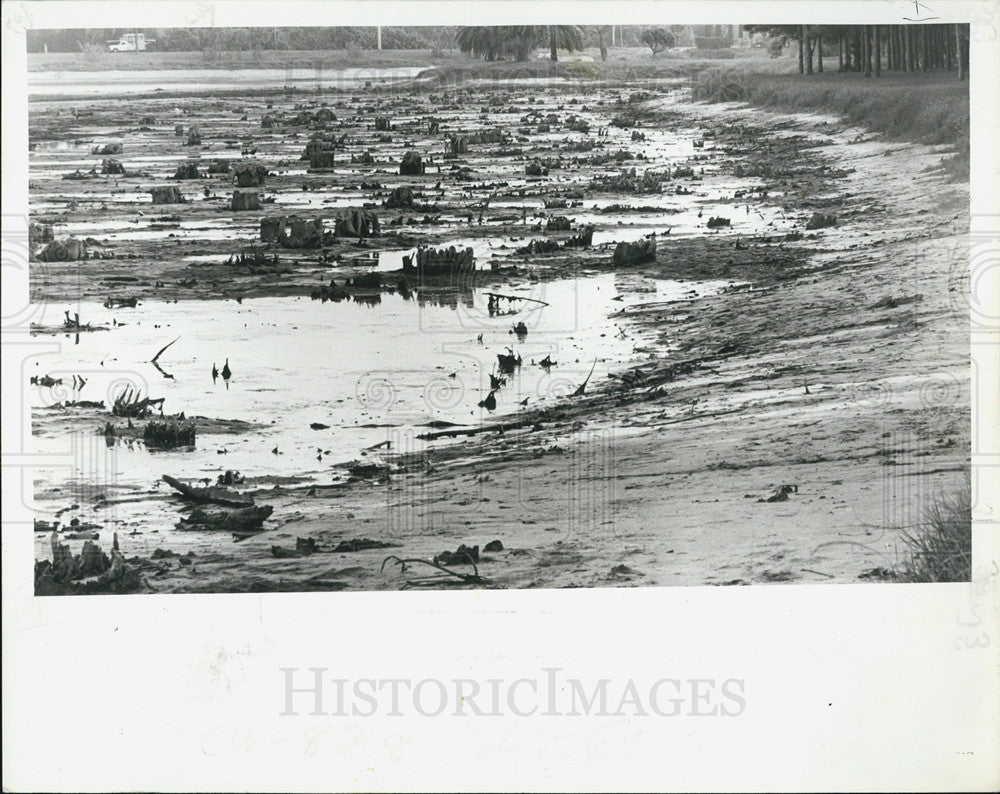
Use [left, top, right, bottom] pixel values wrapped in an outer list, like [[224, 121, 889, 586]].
[[456, 26, 536, 61], [547, 25, 584, 61], [456, 25, 583, 62]]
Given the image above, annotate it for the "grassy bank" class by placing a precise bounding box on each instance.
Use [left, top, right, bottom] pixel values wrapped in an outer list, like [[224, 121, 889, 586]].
[[692, 67, 969, 176], [896, 477, 972, 582]]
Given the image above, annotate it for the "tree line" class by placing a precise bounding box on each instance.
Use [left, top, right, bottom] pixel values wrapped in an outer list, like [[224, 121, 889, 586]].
[[745, 24, 970, 80], [26, 26, 457, 53], [27, 25, 658, 56]]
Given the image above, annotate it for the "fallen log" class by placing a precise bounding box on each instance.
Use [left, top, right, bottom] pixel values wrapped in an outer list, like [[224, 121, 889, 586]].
[[178, 504, 273, 532], [162, 474, 254, 507]]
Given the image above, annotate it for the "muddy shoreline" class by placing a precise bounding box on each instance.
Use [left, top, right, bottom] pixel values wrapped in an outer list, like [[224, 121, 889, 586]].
[[29, 76, 969, 592]]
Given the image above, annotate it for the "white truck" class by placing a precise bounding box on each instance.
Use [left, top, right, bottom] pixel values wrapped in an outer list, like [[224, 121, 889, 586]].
[[107, 32, 154, 52]]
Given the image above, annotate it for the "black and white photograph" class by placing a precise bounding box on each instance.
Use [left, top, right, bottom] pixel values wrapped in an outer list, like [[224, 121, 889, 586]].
[[2, 0, 997, 790], [21, 17, 980, 595]]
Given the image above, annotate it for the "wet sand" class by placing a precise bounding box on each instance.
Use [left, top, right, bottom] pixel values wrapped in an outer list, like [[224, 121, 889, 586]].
[[28, 77, 969, 592]]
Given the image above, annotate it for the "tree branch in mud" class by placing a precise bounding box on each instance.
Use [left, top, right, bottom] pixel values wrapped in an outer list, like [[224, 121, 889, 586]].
[[380, 555, 490, 585], [572, 358, 598, 397], [150, 335, 180, 379]]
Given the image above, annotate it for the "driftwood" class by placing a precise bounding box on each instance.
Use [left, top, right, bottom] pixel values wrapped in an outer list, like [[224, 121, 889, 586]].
[[485, 292, 550, 307], [381, 555, 490, 586], [112, 388, 165, 418], [161, 474, 253, 507], [178, 504, 273, 532]]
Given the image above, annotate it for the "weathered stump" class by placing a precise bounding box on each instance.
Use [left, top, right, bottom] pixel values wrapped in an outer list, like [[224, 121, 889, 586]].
[[399, 150, 425, 176], [335, 209, 381, 240], [231, 190, 261, 212], [101, 158, 126, 175], [233, 162, 268, 187], [29, 222, 54, 248], [805, 212, 837, 230], [384, 186, 415, 209], [91, 142, 123, 155], [612, 237, 657, 266], [309, 150, 337, 169], [35, 238, 86, 262], [150, 186, 186, 205], [260, 216, 327, 248], [172, 161, 203, 180]]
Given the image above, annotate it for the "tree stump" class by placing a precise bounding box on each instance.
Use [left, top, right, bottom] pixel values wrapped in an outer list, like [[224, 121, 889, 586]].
[[309, 150, 337, 170], [233, 162, 268, 187], [91, 142, 123, 155], [384, 186, 415, 209], [35, 238, 86, 262], [101, 158, 126, 175], [172, 161, 203, 180], [150, 186, 185, 205], [231, 190, 261, 212], [399, 150, 425, 176]]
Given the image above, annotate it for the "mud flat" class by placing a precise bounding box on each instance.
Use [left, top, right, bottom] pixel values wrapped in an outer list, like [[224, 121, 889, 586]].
[[27, 70, 968, 593]]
